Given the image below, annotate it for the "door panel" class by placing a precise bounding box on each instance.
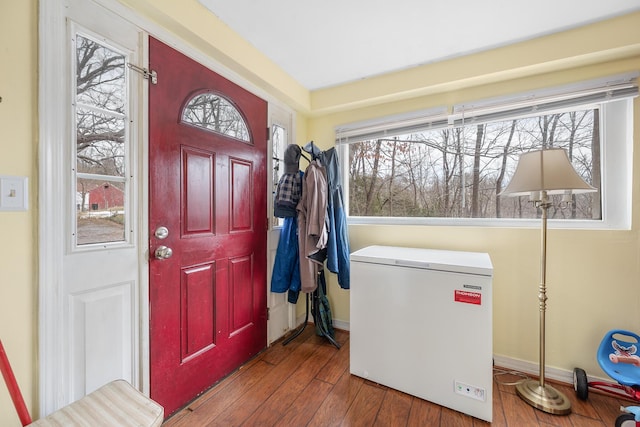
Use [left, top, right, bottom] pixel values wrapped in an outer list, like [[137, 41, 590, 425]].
[[70, 281, 133, 396], [149, 37, 267, 416], [230, 255, 254, 332], [180, 263, 215, 362], [183, 147, 214, 234], [230, 159, 253, 231]]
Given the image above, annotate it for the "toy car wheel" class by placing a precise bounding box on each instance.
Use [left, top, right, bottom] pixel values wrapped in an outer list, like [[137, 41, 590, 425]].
[[573, 367, 588, 400], [615, 413, 636, 427]]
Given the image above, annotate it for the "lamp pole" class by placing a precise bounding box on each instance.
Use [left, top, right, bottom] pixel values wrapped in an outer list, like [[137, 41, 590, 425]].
[[515, 190, 571, 415], [538, 192, 550, 389]]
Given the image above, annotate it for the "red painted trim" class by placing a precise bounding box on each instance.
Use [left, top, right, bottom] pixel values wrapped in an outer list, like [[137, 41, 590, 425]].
[[0, 340, 32, 426]]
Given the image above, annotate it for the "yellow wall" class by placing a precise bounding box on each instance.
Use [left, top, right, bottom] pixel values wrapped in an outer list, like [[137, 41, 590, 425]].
[[1, 0, 639, 425], [0, 0, 38, 425]]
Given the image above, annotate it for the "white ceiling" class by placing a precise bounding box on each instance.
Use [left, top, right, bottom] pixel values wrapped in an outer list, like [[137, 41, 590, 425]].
[[198, 0, 640, 90]]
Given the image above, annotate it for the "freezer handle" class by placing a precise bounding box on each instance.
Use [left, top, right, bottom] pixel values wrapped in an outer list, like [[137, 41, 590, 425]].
[[394, 260, 431, 269]]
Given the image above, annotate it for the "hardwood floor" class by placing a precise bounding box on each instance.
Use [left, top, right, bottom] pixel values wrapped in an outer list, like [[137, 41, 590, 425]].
[[163, 327, 633, 426]]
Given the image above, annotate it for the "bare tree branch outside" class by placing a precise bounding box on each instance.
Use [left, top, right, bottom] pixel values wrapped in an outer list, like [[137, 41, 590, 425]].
[[347, 109, 600, 220]]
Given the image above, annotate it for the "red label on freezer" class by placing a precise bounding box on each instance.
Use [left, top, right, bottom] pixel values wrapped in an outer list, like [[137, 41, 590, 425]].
[[454, 290, 481, 305]]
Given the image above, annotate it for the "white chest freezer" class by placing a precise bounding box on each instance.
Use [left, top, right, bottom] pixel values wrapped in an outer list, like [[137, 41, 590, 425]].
[[350, 245, 493, 422]]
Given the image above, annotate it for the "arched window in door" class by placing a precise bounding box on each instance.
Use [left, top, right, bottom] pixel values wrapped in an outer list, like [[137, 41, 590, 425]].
[[181, 92, 251, 143]]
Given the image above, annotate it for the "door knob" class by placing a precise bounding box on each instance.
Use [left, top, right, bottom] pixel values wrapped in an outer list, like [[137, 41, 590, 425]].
[[154, 226, 169, 239], [155, 245, 173, 260]]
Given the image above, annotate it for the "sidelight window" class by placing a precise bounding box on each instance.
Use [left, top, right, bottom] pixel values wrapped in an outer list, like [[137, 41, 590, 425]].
[[269, 105, 293, 228], [73, 33, 129, 246]]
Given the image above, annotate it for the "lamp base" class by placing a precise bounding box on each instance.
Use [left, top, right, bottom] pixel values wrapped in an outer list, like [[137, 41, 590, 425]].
[[515, 379, 571, 415]]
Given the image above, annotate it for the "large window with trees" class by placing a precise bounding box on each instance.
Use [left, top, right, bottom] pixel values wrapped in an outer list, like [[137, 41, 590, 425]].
[[337, 75, 636, 228], [347, 109, 599, 219]]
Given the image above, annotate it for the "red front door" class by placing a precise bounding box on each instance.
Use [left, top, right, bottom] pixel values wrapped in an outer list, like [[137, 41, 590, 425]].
[[148, 37, 267, 416]]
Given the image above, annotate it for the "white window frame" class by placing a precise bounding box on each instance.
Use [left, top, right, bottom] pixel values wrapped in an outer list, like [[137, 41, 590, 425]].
[[337, 75, 636, 230], [268, 104, 295, 229], [70, 25, 137, 251]]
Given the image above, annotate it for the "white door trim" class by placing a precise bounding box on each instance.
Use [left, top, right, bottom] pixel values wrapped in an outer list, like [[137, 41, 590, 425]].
[[39, 0, 71, 415]]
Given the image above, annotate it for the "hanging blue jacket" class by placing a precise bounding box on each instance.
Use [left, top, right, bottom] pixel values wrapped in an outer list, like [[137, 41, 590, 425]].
[[319, 148, 350, 289], [270, 216, 302, 303]]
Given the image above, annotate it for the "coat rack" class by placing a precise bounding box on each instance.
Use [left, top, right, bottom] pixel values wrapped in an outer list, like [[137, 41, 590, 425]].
[[282, 141, 340, 349], [283, 272, 340, 349]]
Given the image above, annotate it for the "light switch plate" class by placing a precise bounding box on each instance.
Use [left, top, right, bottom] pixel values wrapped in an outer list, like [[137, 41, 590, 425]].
[[0, 176, 28, 211]]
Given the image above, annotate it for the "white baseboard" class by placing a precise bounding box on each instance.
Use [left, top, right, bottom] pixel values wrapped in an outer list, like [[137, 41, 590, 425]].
[[294, 314, 350, 333], [331, 319, 350, 331], [492, 354, 609, 385]]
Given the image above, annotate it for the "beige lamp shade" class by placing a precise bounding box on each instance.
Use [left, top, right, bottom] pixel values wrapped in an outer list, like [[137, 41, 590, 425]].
[[500, 148, 596, 197]]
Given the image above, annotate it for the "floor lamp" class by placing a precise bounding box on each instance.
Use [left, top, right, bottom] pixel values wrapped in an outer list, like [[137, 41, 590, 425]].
[[500, 148, 596, 415]]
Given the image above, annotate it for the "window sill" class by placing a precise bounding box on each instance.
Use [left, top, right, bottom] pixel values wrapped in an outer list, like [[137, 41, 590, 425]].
[[346, 215, 628, 230]]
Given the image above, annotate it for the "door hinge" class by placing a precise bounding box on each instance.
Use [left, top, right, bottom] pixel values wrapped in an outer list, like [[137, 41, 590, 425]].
[[266, 307, 270, 320], [267, 127, 271, 141], [127, 63, 158, 85]]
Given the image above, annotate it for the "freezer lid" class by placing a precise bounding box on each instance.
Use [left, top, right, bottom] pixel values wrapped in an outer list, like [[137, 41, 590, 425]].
[[350, 245, 493, 277]]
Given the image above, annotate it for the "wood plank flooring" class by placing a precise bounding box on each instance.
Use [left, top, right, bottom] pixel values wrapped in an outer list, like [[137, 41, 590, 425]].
[[163, 327, 634, 426]]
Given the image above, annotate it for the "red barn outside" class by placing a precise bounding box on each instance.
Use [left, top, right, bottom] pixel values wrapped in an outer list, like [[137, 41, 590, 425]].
[[87, 183, 124, 211]]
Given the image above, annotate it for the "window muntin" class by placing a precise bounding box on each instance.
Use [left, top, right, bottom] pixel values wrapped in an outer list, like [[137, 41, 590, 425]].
[[74, 33, 129, 246], [182, 92, 251, 142], [346, 106, 605, 221]]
